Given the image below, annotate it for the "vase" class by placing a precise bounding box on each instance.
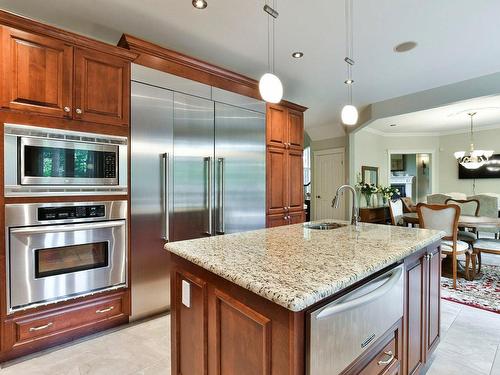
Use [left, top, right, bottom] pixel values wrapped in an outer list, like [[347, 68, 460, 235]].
[[364, 193, 372, 207], [382, 196, 388, 206]]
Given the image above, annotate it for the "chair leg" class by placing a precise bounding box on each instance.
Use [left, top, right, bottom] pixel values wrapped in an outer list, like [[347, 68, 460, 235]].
[[471, 254, 476, 280], [477, 251, 482, 273], [464, 254, 470, 281], [452, 253, 458, 289]]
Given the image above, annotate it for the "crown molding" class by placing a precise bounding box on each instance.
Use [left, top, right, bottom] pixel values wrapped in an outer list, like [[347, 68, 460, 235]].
[[362, 122, 500, 137]]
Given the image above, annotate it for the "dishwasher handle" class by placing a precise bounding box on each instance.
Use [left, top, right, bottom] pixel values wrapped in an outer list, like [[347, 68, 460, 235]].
[[316, 265, 403, 320]]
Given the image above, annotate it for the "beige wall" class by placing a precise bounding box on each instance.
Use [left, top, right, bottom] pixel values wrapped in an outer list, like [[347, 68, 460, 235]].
[[439, 127, 500, 195], [351, 127, 500, 197]]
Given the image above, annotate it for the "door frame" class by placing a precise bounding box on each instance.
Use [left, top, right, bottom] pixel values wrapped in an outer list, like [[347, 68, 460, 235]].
[[386, 149, 438, 196], [312, 147, 345, 220]]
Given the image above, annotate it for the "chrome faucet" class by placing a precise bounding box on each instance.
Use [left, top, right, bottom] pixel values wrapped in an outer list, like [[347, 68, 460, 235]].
[[331, 184, 359, 227]]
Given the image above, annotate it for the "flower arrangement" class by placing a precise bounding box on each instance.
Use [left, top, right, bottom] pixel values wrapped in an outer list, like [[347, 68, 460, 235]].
[[355, 183, 378, 206], [378, 185, 400, 205]]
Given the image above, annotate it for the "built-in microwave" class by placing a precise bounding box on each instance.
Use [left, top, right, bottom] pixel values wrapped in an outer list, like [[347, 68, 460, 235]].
[[4, 124, 128, 196]]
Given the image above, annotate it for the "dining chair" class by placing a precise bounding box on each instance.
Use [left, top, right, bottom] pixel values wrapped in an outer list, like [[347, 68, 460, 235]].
[[401, 197, 417, 213], [468, 194, 499, 239], [417, 203, 472, 289], [426, 194, 451, 205], [389, 199, 404, 226]]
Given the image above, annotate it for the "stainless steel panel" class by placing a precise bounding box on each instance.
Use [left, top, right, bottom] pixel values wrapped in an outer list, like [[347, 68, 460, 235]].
[[5, 200, 128, 314], [308, 264, 404, 375], [212, 87, 266, 114], [173, 92, 215, 241], [132, 64, 211, 100], [214, 103, 266, 233], [131, 81, 173, 320]]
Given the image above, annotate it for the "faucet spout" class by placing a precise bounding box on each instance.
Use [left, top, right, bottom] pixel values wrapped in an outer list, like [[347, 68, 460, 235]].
[[331, 184, 359, 227]]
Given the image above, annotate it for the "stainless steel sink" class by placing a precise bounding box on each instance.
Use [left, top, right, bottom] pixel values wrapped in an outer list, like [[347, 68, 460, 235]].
[[303, 222, 347, 230]]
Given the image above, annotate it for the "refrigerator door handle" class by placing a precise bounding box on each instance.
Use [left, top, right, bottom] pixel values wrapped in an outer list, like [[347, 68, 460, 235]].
[[162, 152, 170, 242], [205, 157, 213, 236], [217, 157, 225, 235]]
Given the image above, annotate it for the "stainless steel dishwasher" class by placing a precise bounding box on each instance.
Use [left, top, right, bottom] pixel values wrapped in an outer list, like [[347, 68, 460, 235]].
[[307, 264, 404, 375]]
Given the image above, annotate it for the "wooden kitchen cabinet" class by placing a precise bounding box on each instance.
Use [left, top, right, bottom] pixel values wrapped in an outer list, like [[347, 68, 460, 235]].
[[74, 47, 130, 126], [0, 24, 132, 127], [266, 102, 307, 227], [403, 243, 441, 375], [1, 27, 73, 118]]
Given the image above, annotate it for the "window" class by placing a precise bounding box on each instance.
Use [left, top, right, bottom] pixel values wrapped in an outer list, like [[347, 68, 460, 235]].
[[303, 146, 311, 198]]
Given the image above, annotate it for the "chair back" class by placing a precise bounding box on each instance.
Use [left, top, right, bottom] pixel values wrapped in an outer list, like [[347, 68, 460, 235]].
[[446, 192, 467, 200], [389, 199, 404, 226], [468, 194, 498, 218], [426, 194, 451, 205], [417, 203, 460, 242], [401, 197, 416, 213], [444, 198, 479, 217]]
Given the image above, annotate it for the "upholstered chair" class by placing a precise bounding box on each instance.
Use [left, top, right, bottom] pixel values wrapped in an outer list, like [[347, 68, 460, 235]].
[[426, 194, 451, 205], [401, 197, 417, 213], [417, 203, 472, 289], [468, 194, 499, 239], [389, 199, 404, 226]]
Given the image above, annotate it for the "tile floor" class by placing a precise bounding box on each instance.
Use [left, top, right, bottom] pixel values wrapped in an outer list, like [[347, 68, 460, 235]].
[[1, 299, 498, 375]]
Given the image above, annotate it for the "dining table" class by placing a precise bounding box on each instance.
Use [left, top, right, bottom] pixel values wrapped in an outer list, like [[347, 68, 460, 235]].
[[402, 212, 500, 229]]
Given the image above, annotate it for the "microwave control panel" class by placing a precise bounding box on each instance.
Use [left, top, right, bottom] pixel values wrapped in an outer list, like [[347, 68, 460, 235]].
[[104, 152, 117, 178], [38, 205, 106, 221]]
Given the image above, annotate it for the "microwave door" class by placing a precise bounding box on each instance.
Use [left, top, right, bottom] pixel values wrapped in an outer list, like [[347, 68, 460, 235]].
[[20, 137, 118, 186]]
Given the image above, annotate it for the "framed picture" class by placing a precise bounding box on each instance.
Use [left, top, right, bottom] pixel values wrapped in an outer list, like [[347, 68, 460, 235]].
[[391, 154, 405, 171]]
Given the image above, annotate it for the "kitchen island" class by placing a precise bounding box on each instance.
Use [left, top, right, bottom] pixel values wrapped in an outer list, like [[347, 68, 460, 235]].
[[165, 222, 444, 375]]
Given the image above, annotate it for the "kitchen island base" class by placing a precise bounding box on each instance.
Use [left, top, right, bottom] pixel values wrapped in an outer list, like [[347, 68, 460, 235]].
[[170, 239, 441, 375]]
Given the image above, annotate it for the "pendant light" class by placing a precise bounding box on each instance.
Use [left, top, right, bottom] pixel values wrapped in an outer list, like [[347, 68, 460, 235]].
[[454, 112, 494, 169], [341, 0, 358, 125], [259, 1, 283, 103]]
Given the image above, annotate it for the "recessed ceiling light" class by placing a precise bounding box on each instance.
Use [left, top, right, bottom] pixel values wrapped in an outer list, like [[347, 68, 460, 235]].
[[292, 51, 304, 58], [192, 0, 207, 9], [390, 124, 397, 127], [344, 79, 354, 85], [394, 41, 417, 53]]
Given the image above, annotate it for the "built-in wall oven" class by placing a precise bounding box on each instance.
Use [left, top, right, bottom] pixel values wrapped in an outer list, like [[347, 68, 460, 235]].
[[4, 124, 128, 196], [5, 201, 127, 314]]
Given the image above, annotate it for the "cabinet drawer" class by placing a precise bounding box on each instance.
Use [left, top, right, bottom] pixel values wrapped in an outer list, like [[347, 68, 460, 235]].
[[359, 336, 398, 375], [14, 293, 124, 343]]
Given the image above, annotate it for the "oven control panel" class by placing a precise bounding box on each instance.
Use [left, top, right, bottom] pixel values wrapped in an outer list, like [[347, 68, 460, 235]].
[[38, 205, 106, 221]]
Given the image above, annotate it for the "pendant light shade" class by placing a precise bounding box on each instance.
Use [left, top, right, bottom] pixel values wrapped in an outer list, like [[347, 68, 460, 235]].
[[260, 2, 282, 103], [341, 104, 358, 125], [259, 73, 283, 104]]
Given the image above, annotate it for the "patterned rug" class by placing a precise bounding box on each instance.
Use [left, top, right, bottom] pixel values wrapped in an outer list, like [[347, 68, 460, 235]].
[[441, 264, 500, 314]]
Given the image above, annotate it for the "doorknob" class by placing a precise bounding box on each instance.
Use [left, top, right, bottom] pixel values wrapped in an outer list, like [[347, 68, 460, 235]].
[[316, 195, 321, 198]]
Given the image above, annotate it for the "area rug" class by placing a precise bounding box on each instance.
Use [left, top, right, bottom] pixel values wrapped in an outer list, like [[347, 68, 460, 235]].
[[441, 264, 500, 314]]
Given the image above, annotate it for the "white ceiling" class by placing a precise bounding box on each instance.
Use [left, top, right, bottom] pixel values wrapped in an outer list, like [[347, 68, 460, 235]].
[[2, 0, 500, 140], [368, 94, 500, 135]]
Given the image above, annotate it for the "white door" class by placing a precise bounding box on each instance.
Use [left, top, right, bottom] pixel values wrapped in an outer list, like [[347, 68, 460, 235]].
[[313, 149, 345, 220]]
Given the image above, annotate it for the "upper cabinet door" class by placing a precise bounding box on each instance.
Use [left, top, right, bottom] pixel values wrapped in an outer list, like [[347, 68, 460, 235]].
[[74, 48, 130, 126], [266, 104, 287, 148], [287, 109, 304, 150], [1, 27, 73, 118]]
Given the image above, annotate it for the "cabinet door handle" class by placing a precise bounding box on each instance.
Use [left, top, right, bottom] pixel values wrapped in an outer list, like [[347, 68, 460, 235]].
[[96, 306, 114, 314], [29, 322, 53, 332], [75, 108, 83, 115], [377, 351, 394, 365], [63, 106, 71, 113]]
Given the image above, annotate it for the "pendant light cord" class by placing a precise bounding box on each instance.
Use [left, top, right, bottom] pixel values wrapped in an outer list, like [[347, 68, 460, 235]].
[[345, 0, 354, 105], [273, 0, 277, 74], [265, 0, 277, 74]]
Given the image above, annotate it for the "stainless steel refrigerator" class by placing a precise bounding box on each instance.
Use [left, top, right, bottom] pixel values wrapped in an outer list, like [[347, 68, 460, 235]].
[[130, 65, 266, 320]]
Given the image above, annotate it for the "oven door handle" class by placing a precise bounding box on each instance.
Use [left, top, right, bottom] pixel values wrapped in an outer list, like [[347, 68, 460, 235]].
[[10, 220, 125, 235]]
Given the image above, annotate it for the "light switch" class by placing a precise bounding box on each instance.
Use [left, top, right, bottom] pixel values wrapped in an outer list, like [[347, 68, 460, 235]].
[[181, 280, 191, 308]]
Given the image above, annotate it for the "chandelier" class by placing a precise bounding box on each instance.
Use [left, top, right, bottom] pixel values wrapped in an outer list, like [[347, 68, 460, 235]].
[[454, 112, 494, 170]]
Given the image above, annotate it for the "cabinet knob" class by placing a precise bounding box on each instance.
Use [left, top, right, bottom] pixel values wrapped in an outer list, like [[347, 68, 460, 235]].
[[63, 106, 71, 113], [75, 108, 83, 115]]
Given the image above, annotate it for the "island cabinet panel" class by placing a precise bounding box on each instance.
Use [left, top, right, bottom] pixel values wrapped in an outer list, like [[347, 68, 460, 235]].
[[211, 289, 271, 375], [403, 243, 441, 375], [171, 254, 304, 375], [1, 27, 73, 118], [74, 47, 130, 126], [171, 270, 208, 375]]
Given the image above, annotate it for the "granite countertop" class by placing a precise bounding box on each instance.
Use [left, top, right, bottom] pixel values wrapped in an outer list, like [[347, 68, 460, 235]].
[[165, 221, 444, 312]]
